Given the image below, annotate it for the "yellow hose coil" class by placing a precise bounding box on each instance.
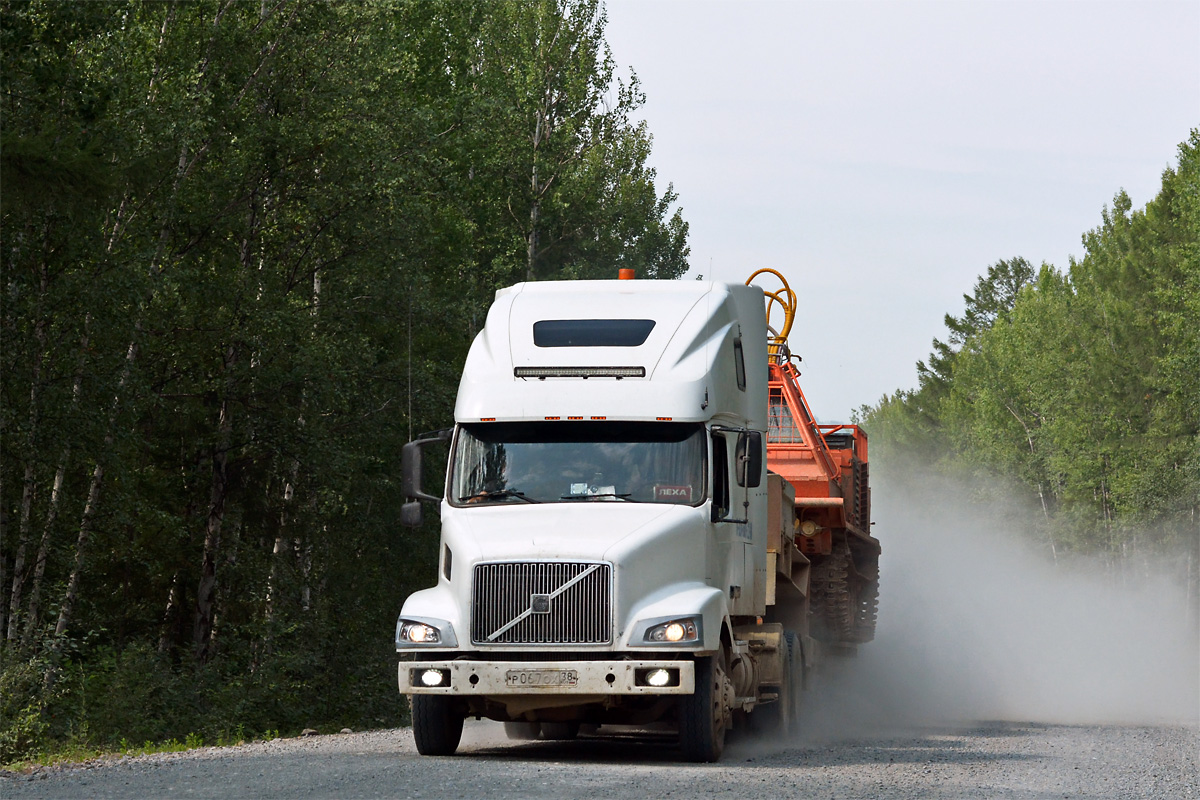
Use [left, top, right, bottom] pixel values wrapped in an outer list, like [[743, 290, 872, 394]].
[[745, 268, 796, 362]]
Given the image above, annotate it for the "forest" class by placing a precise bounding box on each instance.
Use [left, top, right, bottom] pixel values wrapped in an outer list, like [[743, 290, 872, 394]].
[[858, 131, 1199, 577], [1, 0, 688, 762]]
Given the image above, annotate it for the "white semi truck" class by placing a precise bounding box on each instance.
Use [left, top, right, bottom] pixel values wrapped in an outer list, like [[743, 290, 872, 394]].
[[396, 272, 878, 761]]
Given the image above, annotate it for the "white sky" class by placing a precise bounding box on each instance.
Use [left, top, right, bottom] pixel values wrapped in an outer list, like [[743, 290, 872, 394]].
[[603, 0, 1200, 421]]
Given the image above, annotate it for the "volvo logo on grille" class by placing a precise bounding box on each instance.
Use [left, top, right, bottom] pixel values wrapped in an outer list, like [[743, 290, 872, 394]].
[[530, 594, 551, 614]]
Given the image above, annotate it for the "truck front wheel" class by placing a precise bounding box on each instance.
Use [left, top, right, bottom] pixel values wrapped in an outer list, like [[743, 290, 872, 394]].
[[411, 695, 464, 756], [679, 652, 729, 762]]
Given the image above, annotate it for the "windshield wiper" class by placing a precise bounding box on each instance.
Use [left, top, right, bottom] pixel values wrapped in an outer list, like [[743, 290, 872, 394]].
[[459, 489, 540, 504], [559, 492, 639, 502]]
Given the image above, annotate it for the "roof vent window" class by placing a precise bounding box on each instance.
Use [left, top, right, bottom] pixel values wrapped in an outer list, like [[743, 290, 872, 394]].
[[533, 319, 656, 347]]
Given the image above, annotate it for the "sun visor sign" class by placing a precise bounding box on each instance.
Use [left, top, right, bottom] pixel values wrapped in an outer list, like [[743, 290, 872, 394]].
[[654, 485, 693, 502]]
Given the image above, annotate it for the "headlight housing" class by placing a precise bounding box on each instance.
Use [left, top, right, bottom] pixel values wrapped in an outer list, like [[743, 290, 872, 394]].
[[400, 622, 439, 643], [396, 616, 457, 648], [643, 616, 701, 644]]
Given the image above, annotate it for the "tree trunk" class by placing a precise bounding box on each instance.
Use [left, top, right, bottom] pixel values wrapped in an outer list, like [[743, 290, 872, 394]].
[[260, 470, 294, 665], [53, 458, 106, 641], [1003, 401, 1056, 563], [157, 571, 180, 654], [49, 336, 138, 681], [20, 463, 65, 648], [7, 462, 36, 643], [193, 345, 235, 662], [7, 262, 49, 644], [263, 263, 315, 645], [0, 476, 7, 644], [526, 160, 540, 281], [22, 322, 91, 649], [297, 536, 312, 613], [525, 78, 550, 282]]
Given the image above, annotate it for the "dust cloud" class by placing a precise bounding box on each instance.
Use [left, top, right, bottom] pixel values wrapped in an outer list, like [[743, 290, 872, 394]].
[[793, 470, 1199, 742], [441, 470, 1197, 755]]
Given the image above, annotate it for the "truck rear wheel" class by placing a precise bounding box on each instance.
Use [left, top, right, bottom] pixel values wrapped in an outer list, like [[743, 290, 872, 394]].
[[680, 652, 729, 762], [758, 631, 797, 736], [411, 695, 464, 756], [785, 631, 805, 725], [503, 721, 541, 740]]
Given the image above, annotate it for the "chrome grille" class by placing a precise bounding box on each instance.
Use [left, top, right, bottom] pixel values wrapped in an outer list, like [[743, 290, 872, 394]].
[[472, 562, 612, 645]]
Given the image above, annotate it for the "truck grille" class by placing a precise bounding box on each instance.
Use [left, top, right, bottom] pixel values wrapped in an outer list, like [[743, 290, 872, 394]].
[[472, 562, 612, 645]]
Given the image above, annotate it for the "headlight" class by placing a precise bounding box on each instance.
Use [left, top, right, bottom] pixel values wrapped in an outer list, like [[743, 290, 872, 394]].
[[644, 617, 700, 644], [396, 617, 456, 647], [401, 622, 440, 643]]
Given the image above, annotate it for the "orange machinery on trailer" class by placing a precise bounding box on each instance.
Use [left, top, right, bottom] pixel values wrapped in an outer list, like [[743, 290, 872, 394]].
[[749, 269, 881, 649]]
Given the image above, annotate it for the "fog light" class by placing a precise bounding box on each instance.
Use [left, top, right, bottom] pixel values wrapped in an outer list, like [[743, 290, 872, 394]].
[[420, 669, 447, 687], [646, 668, 672, 687], [635, 667, 679, 687]]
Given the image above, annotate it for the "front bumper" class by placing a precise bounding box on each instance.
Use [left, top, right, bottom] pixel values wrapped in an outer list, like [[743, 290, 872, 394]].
[[400, 659, 696, 695]]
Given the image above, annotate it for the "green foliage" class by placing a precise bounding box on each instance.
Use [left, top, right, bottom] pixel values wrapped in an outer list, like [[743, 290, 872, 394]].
[[0, 653, 53, 764], [861, 131, 1200, 561], [1, 0, 688, 759]]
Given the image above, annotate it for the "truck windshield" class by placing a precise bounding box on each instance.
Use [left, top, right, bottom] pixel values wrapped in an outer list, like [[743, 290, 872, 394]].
[[450, 421, 706, 507]]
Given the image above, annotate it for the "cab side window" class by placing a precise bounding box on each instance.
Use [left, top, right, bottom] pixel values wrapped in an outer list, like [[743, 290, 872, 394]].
[[712, 434, 730, 520], [734, 340, 746, 391]]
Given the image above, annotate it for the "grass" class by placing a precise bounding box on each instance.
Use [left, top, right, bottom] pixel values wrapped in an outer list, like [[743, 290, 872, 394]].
[[1, 727, 282, 773]]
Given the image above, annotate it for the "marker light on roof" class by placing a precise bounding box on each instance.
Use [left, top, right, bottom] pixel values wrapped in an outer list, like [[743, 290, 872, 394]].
[[514, 366, 645, 379]]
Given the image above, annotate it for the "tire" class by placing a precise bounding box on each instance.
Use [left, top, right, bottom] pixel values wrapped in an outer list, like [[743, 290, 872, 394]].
[[504, 721, 541, 740], [540, 721, 581, 740], [785, 631, 805, 728], [759, 632, 797, 736], [812, 546, 855, 643], [411, 694, 464, 756], [679, 652, 729, 762]]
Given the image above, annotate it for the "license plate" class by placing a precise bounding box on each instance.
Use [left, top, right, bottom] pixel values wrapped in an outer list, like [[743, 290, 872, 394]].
[[505, 669, 578, 688]]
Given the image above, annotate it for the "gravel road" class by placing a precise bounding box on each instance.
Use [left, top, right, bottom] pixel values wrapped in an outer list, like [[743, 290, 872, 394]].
[[3, 720, 1196, 799]]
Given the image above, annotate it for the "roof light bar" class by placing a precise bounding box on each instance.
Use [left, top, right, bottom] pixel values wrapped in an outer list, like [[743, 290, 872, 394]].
[[514, 366, 646, 379]]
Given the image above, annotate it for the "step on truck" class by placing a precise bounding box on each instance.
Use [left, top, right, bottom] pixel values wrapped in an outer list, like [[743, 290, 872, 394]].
[[397, 269, 880, 761]]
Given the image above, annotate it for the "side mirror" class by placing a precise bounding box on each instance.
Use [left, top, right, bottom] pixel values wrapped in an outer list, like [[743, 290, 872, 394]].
[[401, 428, 453, 505], [737, 430, 763, 488], [400, 500, 424, 528], [401, 441, 430, 501]]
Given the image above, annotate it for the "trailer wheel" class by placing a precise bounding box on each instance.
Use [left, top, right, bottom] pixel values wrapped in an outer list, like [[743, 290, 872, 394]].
[[503, 721, 541, 740], [680, 651, 729, 762], [411, 695, 464, 756]]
